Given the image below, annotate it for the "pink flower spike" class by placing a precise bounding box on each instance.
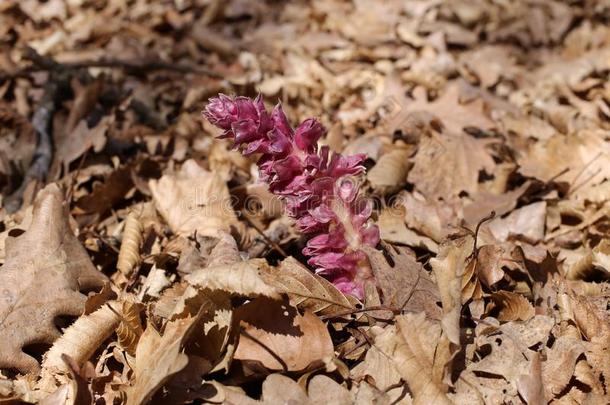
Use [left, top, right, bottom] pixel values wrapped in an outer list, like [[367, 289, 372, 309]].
[[203, 94, 379, 297]]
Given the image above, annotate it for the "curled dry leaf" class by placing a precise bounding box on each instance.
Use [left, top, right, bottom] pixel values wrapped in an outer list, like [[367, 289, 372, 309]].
[[430, 234, 473, 345], [38, 302, 120, 393], [0, 184, 107, 374], [116, 300, 145, 356], [149, 159, 237, 237], [367, 148, 412, 195], [115, 213, 144, 283], [489, 291, 535, 322]]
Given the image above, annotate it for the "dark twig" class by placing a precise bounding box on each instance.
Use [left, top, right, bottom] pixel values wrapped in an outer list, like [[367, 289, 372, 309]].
[[0, 49, 222, 82], [4, 49, 72, 212]]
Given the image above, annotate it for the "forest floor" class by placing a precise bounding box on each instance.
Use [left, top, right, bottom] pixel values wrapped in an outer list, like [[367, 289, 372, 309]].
[[1, 0, 610, 404]]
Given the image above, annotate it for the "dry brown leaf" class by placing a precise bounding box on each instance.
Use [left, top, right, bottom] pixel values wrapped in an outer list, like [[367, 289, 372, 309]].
[[307, 375, 352, 405], [377, 206, 439, 253], [234, 298, 334, 372], [486, 202, 547, 243], [0, 184, 107, 373], [149, 159, 237, 237], [518, 129, 610, 201], [114, 213, 143, 284], [516, 353, 545, 405], [400, 82, 495, 137], [74, 165, 134, 215], [430, 235, 473, 345], [542, 332, 585, 398], [350, 325, 401, 391], [125, 313, 200, 405]]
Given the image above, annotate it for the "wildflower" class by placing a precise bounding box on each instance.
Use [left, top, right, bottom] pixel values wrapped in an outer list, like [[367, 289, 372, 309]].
[[204, 94, 379, 298]]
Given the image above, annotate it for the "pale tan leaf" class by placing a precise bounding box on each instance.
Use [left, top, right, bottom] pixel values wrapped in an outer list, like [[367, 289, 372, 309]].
[[149, 159, 237, 237], [307, 375, 352, 404], [516, 353, 545, 405], [39, 303, 120, 393], [260, 374, 308, 404], [393, 313, 452, 405], [350, 325, 401, 391]]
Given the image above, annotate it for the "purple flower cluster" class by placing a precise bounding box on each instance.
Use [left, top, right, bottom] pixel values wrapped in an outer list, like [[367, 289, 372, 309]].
[[204, 94, 379, 298]]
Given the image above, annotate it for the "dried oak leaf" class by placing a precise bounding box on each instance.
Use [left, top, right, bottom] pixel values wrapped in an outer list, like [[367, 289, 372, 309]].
[[400, 82, 495, 138], [0, 184, 107, 374], [518, 129, 610, 202], [149, 159, 238, 237], [234, 298, 334, 372]]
